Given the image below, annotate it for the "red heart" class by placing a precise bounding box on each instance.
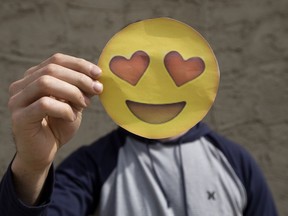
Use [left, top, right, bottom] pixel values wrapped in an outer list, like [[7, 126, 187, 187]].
[[164, 51, 205, 86], [109, 51, 150, 86]]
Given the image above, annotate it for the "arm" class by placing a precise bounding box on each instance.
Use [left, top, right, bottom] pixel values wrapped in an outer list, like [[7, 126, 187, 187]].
[[0, 162, 54, 216], [206, 132, 278, 216], [48, 146, 101, 215], [0, 146, 101, 216], [242, 155, 278, 216], [0, 53, 103, 215]]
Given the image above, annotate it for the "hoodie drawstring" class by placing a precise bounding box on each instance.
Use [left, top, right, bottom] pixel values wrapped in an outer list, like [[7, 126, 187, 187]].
[[146, 142, 189, 216], [146, 144, 171, 207], [178, 143, 189, 216]]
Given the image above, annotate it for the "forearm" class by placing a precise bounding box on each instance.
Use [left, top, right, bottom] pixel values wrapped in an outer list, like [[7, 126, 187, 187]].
[[0, 160, 53, 216], [11, 154, 52, 205]]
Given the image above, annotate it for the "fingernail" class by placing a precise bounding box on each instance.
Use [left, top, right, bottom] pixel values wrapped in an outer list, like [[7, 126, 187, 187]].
[[91, 65, 102, 78], [84, 96, 91, 106], [93, 81, 103, 93]]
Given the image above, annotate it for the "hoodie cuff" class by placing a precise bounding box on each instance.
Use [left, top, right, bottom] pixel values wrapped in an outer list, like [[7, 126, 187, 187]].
[[0, 161, 54, 216]]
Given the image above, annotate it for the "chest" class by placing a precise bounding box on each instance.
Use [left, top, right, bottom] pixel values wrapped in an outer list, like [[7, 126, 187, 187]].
[[99, 138, 246, 216]]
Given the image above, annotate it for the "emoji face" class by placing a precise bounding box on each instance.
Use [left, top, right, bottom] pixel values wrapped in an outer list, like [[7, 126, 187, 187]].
[[98, 18, 219, 139]]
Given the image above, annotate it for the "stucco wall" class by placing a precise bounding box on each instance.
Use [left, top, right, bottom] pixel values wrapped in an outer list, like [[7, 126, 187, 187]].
[[0, 0, 287, 215]]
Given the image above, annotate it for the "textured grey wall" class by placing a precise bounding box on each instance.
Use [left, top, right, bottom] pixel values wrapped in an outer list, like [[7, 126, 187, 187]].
[[0, 0, 287, 215]]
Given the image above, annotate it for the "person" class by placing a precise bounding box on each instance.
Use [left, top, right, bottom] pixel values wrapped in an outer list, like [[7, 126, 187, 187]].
[[0, 53, 278, 216]]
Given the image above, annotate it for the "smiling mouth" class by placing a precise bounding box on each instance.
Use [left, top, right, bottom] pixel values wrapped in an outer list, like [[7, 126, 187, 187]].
[[126, 100, 186, 124]]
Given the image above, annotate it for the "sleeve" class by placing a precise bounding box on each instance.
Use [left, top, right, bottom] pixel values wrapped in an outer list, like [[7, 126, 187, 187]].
[[0, 146, 102, 216], [0, 162, 54, 216], [241, 153, 278, 216], [47, 146, 101, 215], [206, 132, 278, 216]]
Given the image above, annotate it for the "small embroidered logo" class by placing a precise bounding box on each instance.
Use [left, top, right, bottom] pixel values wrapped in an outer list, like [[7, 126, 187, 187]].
[[207, 191, 216, 200]]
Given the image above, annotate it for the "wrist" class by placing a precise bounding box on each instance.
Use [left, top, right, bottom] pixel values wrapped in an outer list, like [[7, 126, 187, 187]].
[[11, 154, 52, 205], [12, 154, 52, 175]]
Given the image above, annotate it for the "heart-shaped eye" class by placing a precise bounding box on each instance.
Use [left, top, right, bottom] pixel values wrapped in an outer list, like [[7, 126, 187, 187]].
[[164, 51, 205, 86], [109, 51, 150, 86]]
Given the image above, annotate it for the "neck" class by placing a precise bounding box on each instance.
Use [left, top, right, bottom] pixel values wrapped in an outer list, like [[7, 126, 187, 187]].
[[157, 130, 189, 143]]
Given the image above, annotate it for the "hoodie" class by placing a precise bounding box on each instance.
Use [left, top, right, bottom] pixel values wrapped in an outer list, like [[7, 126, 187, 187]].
[[0, 122, 278, 216]]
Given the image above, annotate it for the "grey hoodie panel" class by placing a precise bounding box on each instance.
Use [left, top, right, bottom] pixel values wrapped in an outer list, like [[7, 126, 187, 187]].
[[99, 136, 246, 216]]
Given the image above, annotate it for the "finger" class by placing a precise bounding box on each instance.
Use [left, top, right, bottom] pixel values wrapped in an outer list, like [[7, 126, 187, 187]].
[[13, 96, 78, 124], [24, 66, 38, 77], [24, 53, 101, 79], [9, 75, 91, 111], [9, 63, 103, 97]]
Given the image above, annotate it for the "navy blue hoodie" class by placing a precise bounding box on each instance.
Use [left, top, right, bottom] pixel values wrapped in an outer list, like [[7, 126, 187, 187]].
[[0, 122, 278, 216]]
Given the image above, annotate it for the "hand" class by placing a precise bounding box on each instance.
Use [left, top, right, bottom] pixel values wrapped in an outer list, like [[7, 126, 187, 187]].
[[8, 53, 103, 171]]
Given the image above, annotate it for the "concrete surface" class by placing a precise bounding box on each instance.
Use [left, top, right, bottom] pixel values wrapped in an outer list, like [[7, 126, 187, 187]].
[[0, 0, 287, 215]]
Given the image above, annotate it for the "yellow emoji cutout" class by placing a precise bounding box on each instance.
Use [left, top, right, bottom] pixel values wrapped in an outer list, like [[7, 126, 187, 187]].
[[98, 18, 219, 139]]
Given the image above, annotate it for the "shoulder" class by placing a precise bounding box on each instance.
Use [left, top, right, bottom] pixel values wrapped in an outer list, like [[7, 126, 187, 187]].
[[84, 127, 127, 160], [204, 129, 278, 216], [60, 127, 128, 182], [204, 130, 255, 186]]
